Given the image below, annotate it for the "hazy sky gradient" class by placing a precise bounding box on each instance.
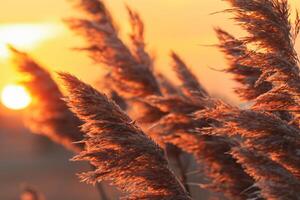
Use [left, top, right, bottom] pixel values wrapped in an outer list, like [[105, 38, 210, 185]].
[[1, 0, 300, 104]]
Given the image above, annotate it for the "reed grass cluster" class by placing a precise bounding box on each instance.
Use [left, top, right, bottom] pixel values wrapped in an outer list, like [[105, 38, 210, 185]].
[[10, 0, 300, 199]]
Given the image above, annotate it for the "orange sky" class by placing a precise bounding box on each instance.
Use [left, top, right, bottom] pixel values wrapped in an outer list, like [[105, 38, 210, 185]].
[[1, 0, 300, 105]]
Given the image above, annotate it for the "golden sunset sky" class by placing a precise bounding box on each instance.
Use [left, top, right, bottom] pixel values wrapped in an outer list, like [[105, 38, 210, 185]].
[[1, 0, 300, 104]]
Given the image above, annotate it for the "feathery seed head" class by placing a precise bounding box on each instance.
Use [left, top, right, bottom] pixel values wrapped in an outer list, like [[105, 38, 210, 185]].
[[59, 72, 191, 199]]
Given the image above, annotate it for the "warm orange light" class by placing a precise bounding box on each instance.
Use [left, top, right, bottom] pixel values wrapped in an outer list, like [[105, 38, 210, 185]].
[[0, 24, 61, 58], [1, 85, 32, 110]]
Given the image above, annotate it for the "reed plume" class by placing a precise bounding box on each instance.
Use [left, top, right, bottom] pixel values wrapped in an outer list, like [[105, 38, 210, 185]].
[[196, 104, 300, 179], [96, 73, 128, 111], [171, 52, 207, 100], [213, 2, 300, 195], [9, 47, 83, 152], [20, 186, 45, 200], [151, 113, 259, 199], [59, 72, 191, 200], [127, 6, 153, 69], [67, 0, 168, 132], [146, 95, 201, 115], [156, 73, 179, 96], [67, 2, 190, 192], [231, 147, 300, 199], [145, 94, 201, 147], [215, 28, 272, 100], [146, 54, 258, 199], [220, 0, 300, 125], [10, 47, 110, 200], [67, 0, 160, 99]]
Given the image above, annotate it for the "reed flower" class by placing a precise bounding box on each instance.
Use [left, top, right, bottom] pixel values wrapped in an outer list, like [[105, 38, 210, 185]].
[[171, 52, 207, 100], [220, 0, 300, 125], [215, 28, 272, 100], [96, 73, 128, 111], [20, 186, 45, 200], [10, 47, 83, 152], [196, 104, 300, 179], [146, 53, 258, 199], [67, 2, 189, 191], [231, 147, 300, 199], [156, 73, 179, 96], [127, 6, 153, 69], [67, 0, 160, 99], [60, 72, 191, 200]]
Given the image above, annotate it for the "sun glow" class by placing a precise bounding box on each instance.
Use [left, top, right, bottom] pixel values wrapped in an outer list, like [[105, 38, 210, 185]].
[[0, 23, 61, 58], [1, 85, 32, 110]]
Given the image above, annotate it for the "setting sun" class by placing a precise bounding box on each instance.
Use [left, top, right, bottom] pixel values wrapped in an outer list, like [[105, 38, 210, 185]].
[[1, 84, 32, 110]]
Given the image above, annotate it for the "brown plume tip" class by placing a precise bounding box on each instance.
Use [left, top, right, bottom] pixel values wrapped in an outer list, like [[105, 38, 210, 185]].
[[171, 52, 207, 99], [20, 186, 45, 200], [231, 147, 300, 199], [59, 72, 190, 200], [8, 47, 83, 153]]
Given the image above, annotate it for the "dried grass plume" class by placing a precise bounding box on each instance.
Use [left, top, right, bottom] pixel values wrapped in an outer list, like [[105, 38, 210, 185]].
[[59, 72, 191, 200]]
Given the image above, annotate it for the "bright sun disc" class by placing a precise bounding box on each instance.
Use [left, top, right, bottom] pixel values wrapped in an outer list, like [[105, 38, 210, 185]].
[[1, 85, 32, 110]]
